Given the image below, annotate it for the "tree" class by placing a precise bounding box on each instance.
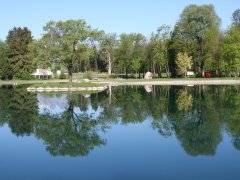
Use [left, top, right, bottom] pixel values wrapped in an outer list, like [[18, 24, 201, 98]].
[[176, 52, 192, 77], [42, 20, 92, 82], [100, 33, 118, 74], [130, 33, 146, 77], [116, 33, 135, 76], [6, 27, 33, 79], [232, 9, 240, 26], [221, 10, 240, 76], [0, 41, 11, 80], [149, 25, 171, 77], [116, 33, 146, 77], [172, 5, 221, 75]]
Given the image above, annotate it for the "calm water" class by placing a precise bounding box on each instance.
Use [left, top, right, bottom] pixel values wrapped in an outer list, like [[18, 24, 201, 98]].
[[0, 85, 240, 179]]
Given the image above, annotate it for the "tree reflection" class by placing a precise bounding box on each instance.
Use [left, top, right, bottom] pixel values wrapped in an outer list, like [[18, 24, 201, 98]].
[[176, 89, 193, 111], [35, 93, 107, 156], [1, 85, 240, 156], [0, 85, 38, 136]]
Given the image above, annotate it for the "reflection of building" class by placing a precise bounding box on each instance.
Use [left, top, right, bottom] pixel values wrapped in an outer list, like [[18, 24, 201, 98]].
[[31, 69, 53, 79]]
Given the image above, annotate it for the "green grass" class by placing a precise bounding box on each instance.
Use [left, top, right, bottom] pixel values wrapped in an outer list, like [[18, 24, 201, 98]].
[[30, 82, 102, 88], [1, 76, 240, 86]]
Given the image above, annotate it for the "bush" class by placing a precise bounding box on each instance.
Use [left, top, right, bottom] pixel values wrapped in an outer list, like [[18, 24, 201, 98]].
[[20, 73, 33, 80], [110, 74, 117, 78], [59, 73, 67, 79], [82, 72, 93, 80]]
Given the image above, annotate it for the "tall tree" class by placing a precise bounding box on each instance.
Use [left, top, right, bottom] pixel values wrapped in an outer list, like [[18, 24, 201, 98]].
[[149, 25, 171, 77], [116, 33, 135, 76], [0, 40, 11, 80], [172, 5, 221, 76], [100, 33, 118, 74], [42, 20, 92, 82], [6, 27, 33, 79], [232, 9, 240, 26], [130, 33, 146, 77], [221, 10, 240, 76]]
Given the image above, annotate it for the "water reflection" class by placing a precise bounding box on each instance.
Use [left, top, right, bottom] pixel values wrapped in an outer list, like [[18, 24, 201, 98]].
[[1, 85, 240, 157]]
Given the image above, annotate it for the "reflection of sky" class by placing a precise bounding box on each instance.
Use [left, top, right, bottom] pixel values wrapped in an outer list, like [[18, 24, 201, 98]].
[[38, 94, 68, 114], [37, 93, 103, 119], [1, 121, 240, 179]]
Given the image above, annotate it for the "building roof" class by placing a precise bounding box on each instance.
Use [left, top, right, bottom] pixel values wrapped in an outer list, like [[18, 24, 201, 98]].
[[31, 69, 53, 76]]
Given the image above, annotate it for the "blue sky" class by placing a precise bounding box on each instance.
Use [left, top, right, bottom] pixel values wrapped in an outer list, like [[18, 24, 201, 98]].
[[0, 0, 238, 40]]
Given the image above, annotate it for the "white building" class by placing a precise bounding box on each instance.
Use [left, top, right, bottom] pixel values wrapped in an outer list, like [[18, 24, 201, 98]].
[[31, 69, 53, 79]]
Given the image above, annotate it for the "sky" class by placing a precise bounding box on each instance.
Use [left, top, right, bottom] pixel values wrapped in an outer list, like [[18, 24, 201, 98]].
[[0, 0, 238, 40]]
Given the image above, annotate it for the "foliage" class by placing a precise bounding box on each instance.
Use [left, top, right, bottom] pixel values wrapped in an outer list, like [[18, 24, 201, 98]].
[[2, 5, 240, 80], [171, 5, 221, 75], [176, 52, 192, 77], [6, 27, 33, 79], [100, 33, 118, 74], [82, 71, 93, 80], [59, 72, 67, 79], [221, 22, 240, 76], [148, 25, 171, 76], [0, 41, 12, 80], [232, 9, 240, 26], [42, 20, 93, 82]]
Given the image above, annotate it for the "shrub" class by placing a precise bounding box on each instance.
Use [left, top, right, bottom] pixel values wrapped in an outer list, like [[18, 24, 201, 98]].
[[59, 73, 67, 79], [82, 72, 93, 80], [20, 73, 33, 80]]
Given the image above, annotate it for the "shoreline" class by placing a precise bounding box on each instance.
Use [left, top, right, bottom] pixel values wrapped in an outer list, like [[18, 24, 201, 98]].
[[1, 79, 240, 86], [106, 79, 240, 86]]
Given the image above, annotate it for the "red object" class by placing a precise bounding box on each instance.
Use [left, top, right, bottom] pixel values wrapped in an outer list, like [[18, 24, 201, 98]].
[[204, 71, 211, 78]]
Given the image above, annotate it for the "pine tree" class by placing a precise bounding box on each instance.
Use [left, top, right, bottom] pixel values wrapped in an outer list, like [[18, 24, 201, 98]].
[[6, 27, 33, 79]]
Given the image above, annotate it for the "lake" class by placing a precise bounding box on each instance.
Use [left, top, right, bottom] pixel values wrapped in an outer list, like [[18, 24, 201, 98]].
[[0, 84, 240, 179]]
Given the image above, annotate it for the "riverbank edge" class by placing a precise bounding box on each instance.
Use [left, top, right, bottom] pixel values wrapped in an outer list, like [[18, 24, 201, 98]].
[[106, 79, 240, 86], [1, 79, 240, 86]]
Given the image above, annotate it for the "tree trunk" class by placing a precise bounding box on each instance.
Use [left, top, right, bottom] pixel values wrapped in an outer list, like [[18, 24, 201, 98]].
[[108, 52, 111, 75], [95, 55, 98, 72], [68, 63, 73, 82]]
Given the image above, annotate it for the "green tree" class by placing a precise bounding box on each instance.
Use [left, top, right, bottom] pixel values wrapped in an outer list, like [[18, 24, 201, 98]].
[[172, 5, 221, 75], [221, 10, 240, 76], [100, 33, 118, 74], [0, 41, 12, 80], [42, 20, 92, 82], [176, 52, 192, 77], [232, 9, 240, 26], [149, 25, 171, 77], [116, 33, 135, 76], [6, 27, 33, 79], [116, 33, 146, 77], [130, 33, 146, 78]]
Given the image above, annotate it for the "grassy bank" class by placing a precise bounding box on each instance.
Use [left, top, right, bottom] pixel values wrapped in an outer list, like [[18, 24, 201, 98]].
[[1, 77, 240, 86]]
